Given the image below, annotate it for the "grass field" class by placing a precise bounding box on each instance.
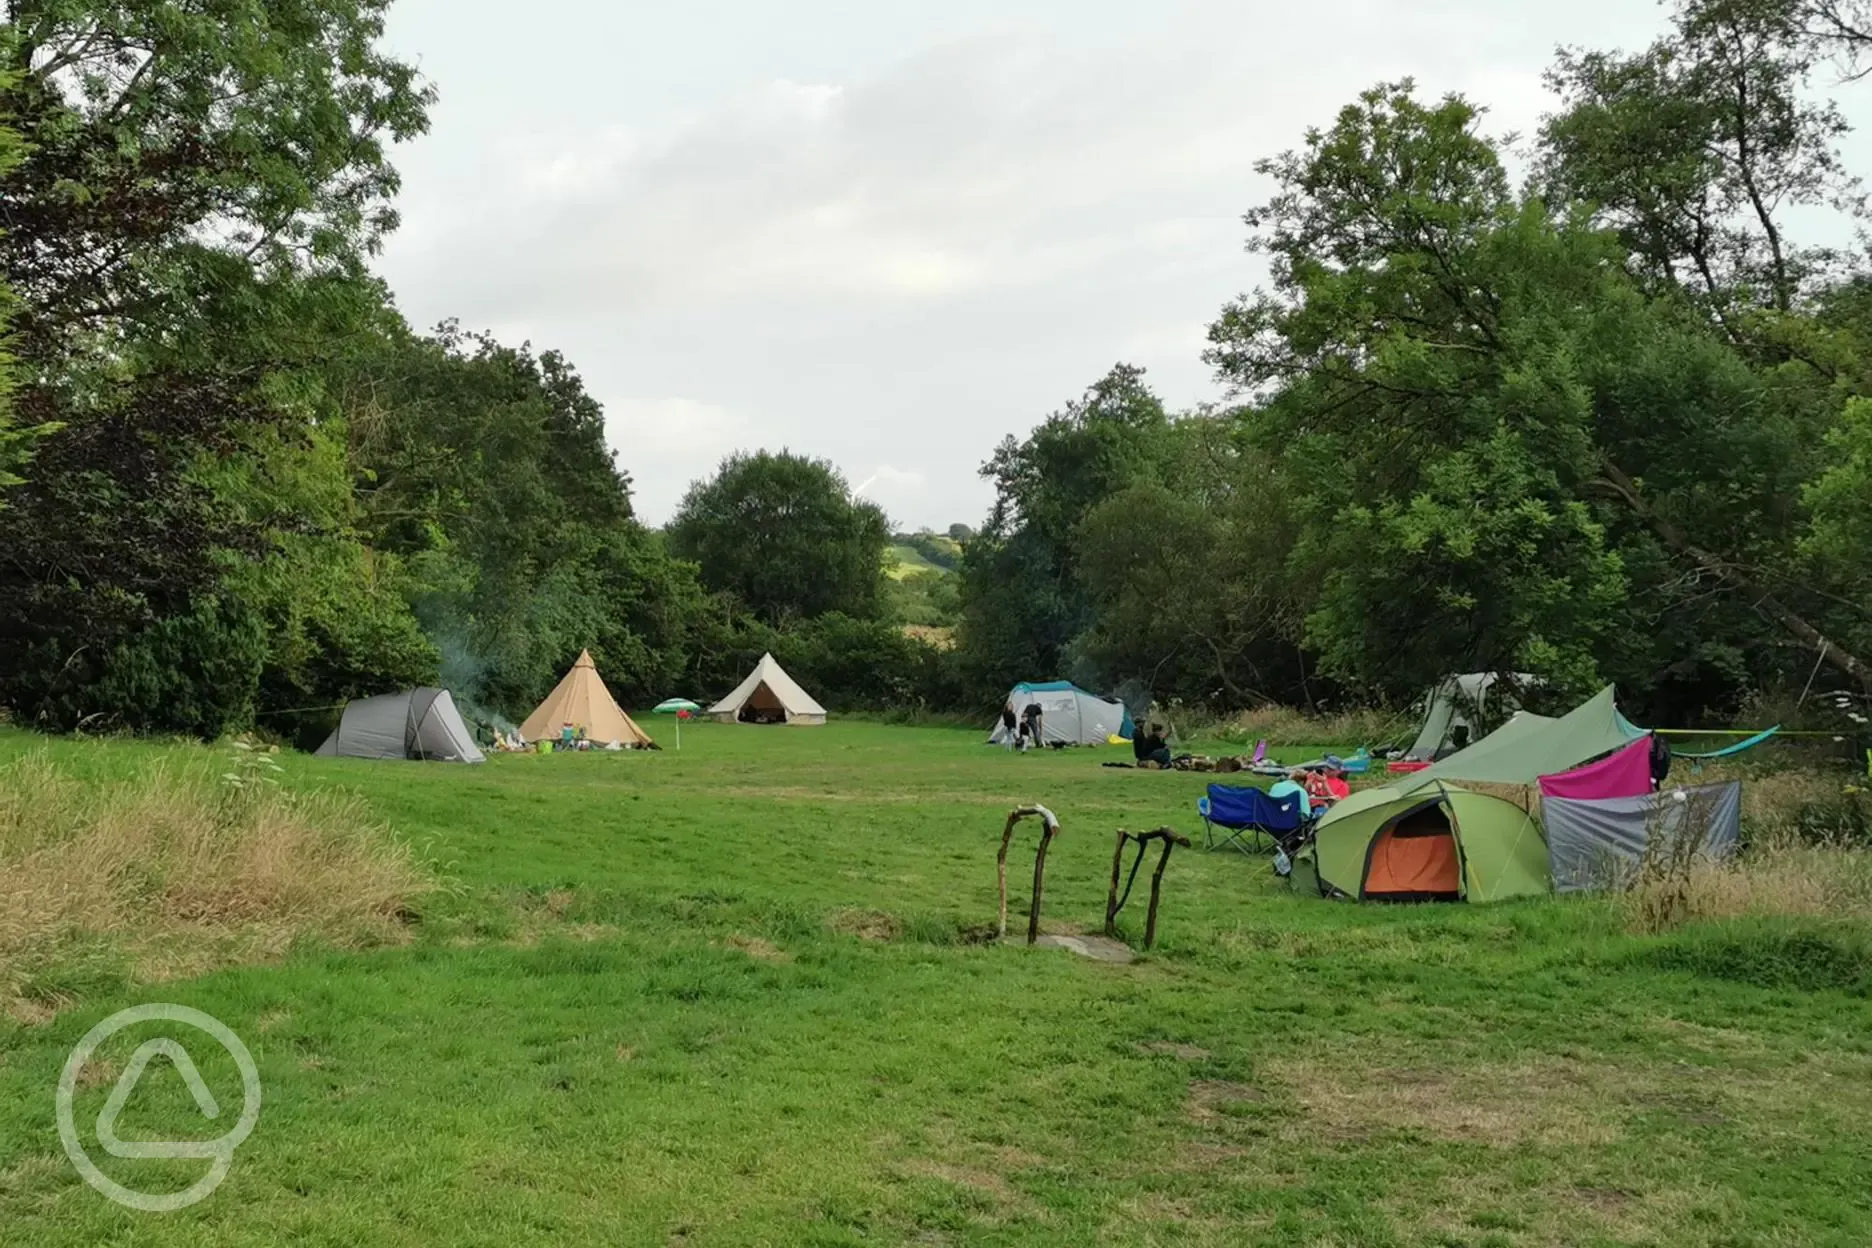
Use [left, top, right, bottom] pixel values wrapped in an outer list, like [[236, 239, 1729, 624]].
[[4, 723, 1872, 1246]]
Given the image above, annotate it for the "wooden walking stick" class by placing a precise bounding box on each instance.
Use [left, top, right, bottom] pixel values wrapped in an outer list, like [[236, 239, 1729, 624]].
[[997, 805, 1061, 944], [1104, 826, 1191, 950]]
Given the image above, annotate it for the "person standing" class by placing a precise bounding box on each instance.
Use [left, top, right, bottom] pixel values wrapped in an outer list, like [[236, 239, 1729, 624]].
[[1020, 702, 1044, 752], [999, 702, 1017, 749]]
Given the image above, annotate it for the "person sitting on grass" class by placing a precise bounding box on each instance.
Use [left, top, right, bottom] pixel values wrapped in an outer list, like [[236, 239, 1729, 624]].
[[1267, 768, 1314, 820], [1133, 722, 1172, 768]]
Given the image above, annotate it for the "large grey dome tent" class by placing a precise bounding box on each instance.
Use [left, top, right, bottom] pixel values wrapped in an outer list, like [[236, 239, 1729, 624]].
[[989, 682, 1133, 747], [315, 688, 486, 762]]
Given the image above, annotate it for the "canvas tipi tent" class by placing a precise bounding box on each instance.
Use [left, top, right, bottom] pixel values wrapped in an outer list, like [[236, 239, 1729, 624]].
[[316, 689, 485, 762], [520, 650, 653, 747], [988, 682, 1133, 746], [710, 653, 826, 725]]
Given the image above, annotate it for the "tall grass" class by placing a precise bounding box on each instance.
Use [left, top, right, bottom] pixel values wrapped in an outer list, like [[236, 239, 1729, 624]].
[[1625, 770, 1872, 934], [0, 749, 433, 1019], [1191, 702, 1411, 749]]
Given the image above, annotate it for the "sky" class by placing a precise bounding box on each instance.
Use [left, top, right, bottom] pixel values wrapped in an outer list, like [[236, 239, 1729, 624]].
[[372, 0, 1744, 530]]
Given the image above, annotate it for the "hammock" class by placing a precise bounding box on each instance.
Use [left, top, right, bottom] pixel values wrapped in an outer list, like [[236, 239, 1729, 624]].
[[1673, 725, 1783, 760]]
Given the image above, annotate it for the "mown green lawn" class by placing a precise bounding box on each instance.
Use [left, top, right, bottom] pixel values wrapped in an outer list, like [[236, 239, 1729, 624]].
[[3, 722, 1872, 1246]]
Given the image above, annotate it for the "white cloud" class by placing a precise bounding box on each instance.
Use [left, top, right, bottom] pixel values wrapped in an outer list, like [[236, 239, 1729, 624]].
[[852, 465, 928, 524], [378, 0, 1695, 528], [604, 397, 753, 519]]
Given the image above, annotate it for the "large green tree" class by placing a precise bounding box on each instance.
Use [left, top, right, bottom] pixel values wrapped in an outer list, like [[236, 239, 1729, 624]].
[[1539, 0, 1855, 330], [668, 450, 890, 626], [1073, 415, 1310, 707], [1537, 0, 1872, 698], [0, 74, 47, 501], [336, 320, 710, 719], [0, 0, 436, 734], [1207, 84, 1633, 700], [1209, 69, 1872, 713], [957, 364, 1171, 694]]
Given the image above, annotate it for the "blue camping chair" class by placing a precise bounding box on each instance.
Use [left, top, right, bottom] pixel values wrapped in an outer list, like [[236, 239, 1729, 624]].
[[1197, 784, 1310, 855]]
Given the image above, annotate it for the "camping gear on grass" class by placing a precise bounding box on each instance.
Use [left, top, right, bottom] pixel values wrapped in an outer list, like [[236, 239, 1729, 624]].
[[710, 653, 826, 725], [1294, 748, 1373, 775], [315, 688, 485, 763], [1544, 782, 1742, 893], [988, 682, 1133, 747], [1292, 781, 1547, 903], [1198, 784, 1310, 855], [521, 650, 653, 749], [1292, 684, 1647, 904]]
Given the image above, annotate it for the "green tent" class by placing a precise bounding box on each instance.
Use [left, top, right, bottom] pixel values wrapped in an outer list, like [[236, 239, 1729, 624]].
[[1391, 685, 1643, 796], [1293, 685, 1645, 903], [1292, 781, 1549, 903]]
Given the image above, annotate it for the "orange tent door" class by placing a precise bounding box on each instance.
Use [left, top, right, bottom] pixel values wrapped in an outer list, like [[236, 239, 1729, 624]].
[[1362, 805, 1462, 902]]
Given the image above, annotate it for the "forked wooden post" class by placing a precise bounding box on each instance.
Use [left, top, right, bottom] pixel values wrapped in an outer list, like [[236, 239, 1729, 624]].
[[997, 805, 1061, 944], [1104, 827, 1191, 950], [1144, 829, 1189, 949], [1104, 829, 1129, 938]]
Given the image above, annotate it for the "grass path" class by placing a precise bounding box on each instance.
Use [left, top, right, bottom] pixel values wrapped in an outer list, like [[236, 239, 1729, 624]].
[[2, 724, 1871, 1245]]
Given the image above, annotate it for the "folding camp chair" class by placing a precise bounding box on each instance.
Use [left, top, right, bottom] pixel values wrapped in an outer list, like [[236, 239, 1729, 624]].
[[1197, 784, 1310, 855]]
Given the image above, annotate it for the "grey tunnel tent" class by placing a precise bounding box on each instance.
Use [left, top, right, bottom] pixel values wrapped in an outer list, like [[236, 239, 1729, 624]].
[[1404, 673, 1539, 762], [315, 688, 486, 762]]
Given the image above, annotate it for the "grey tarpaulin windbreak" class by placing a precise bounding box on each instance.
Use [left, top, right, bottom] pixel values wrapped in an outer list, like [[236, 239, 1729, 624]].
[[1543, 782, 1741, 893], [314, 688, 486, 763]]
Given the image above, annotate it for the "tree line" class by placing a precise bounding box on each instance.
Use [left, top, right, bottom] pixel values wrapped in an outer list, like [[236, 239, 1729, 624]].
[[961, 0, 1872, 738], [0, 0, 1868, 747]]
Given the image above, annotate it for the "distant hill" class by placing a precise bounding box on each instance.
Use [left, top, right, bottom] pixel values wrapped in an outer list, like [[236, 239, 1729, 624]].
[[887, 544, 946, 580], [887, 531, 964, 579], [884, 532, 963, 629]]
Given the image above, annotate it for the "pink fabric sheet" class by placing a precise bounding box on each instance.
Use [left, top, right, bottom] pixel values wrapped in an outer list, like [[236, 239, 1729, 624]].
[[1537, 736, 1654, 800]]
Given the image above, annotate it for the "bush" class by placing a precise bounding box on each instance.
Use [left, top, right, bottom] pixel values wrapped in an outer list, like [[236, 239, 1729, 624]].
[[6, 594, 271, 738], [1616, 765, 1872, 936], [773, 613, 963, 713]]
